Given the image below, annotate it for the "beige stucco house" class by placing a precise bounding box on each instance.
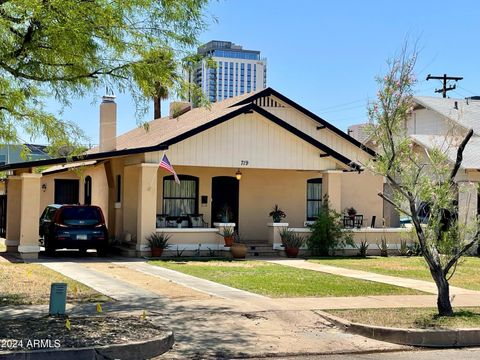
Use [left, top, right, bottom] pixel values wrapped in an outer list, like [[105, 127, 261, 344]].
[[1, 88, 396, 259]]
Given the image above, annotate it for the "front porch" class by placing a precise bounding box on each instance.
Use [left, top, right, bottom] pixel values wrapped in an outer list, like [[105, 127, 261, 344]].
[[120, 163, 386, 256]]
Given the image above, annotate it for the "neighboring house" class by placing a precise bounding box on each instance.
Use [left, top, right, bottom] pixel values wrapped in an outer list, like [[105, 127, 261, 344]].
[[349, 96, 480, 227], [187, 40, 267, 103], [1, 88, 389, 259], [0, 144, 50, 167], [0, 144, 50, 192], [408, 96, 480, 225]]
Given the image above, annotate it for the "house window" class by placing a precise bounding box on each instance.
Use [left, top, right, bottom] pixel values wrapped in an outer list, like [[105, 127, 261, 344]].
[[163, 175, 198, 216], [306, 178, 323, 221]]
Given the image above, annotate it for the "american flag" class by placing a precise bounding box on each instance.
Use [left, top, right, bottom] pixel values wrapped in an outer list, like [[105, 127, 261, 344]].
[[159, 153, 180, 184]]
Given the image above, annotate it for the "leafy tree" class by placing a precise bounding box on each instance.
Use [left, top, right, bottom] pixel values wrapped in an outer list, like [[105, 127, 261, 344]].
[[368, 47, 479, 316], [0, 0, 209, 154], [307, 195, 354, 256]]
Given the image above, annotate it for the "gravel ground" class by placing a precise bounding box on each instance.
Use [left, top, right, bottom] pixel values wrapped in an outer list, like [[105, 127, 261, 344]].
[[0, 315, 165, 351]]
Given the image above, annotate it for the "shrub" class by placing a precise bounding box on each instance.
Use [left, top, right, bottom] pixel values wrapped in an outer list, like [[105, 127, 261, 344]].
[[358, 240, 369, 258], [398, 239, 409, 256], [284, 232, 305, 248], [377, 237, 388, 257], [307, 195, 354, 256]]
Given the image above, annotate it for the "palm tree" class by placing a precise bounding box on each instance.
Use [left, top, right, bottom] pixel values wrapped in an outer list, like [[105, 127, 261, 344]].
[[153, 83, 169, 119]]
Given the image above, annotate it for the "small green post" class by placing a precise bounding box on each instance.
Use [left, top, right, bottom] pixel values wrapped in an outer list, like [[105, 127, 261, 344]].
[[49, 282, 67, 316]]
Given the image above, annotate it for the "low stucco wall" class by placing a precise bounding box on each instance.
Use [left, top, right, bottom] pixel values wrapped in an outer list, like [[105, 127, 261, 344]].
[[156, 228, 224, 251]]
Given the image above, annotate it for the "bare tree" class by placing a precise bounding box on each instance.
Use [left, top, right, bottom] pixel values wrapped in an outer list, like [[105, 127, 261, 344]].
[[368, 48, 479, 316]]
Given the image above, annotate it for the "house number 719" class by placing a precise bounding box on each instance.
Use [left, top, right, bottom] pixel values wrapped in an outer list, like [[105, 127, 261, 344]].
[[240, 160, 249, 166]]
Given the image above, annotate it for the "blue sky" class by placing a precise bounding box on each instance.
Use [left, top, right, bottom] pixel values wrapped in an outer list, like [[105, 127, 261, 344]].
[[45, 0, 480, 145]]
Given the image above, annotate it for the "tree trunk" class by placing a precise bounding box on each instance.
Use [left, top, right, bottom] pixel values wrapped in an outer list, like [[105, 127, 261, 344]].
[[153, 95, 161, 119], [431, 269, 454, 316]]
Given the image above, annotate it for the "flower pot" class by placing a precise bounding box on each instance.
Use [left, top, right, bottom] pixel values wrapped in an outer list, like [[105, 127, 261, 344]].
[[151, 247, 164, 257], [230, 243, 247, 258], [285, 246, 299, 258], [224, 236, 234, 247]]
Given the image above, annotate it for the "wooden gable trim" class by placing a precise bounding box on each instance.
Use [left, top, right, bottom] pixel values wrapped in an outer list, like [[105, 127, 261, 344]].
[[233, 88, 376, 157]]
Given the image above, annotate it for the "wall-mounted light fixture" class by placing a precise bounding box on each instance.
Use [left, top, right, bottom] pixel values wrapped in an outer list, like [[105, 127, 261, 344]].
[[235, 169, 242, 181], [41, 183, 47, 192]]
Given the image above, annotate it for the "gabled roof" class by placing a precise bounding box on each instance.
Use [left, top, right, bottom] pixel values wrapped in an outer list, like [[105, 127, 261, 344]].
[[234, 88, 376, 156], [411, 134, 480, 170], [413, 96, 480, 134], [0, 88, 372, 171]]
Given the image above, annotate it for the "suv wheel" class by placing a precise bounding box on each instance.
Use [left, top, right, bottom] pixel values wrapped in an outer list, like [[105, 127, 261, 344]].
[[44, 238, 55, 255], [97, 247, 108, 257]]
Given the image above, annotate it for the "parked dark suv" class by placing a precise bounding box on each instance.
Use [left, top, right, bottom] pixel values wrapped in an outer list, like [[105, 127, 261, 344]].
[[39, 204, 109, 256]]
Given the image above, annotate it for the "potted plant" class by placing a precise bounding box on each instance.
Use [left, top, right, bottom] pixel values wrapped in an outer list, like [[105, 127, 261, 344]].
[[283, 232, 305, 258], [146, 232, 171, 257], [269, 204, 286, 223], [221, 226, 235, 247], [346, 207, 357, 218], [230, 233, 247, 259], [176, 217, 183, 228]]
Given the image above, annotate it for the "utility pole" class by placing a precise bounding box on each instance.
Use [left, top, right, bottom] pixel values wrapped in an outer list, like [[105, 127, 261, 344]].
[[426, 74, 463, 98]]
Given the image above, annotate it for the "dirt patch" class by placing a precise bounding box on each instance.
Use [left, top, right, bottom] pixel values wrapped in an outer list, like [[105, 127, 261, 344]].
[[82, 262, 213, 301], [0, 315, 166, 350], [0, 263, 109, 305]]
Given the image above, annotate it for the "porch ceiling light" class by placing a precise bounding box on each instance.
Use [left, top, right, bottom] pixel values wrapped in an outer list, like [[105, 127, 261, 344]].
[[235, 169, 242, 181]]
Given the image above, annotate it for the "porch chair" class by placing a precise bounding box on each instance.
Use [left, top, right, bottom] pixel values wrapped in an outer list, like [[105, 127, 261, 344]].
[[188, 214, 209, 228], [354, 215, 364, 228]]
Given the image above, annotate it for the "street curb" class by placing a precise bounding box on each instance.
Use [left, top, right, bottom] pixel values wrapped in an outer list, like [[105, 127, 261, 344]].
[[0, 331, 174, 360], [317, 310, 480, 348]]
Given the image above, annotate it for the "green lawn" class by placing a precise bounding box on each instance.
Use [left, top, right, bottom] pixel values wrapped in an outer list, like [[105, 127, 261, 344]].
[[149, 260, 425, 297], [309, 256, 480, 291], [327, 307, 480, 329]]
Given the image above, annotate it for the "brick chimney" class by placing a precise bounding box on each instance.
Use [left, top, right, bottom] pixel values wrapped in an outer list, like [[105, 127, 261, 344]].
[[99, 95, 117, 152]]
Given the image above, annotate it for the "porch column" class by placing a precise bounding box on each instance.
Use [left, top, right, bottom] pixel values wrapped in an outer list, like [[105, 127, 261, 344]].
[[136, 163, 158, 255], [457, 181, 478, 228], [5, 176, 21, 253], [323, 171, 342, 213], [7, 173, 42, 259], [19, 174, 41, 259]]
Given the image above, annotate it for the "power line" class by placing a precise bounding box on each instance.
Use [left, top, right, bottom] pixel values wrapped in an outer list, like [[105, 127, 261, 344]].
[[316, 98, 365, 112], [458, 85, 477, 96], [319, 103, 366, 115]]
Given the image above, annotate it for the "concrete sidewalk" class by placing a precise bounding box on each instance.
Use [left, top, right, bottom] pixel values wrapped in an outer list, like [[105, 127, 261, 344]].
[[266, 259, 480, 296], [115, 260, 266, 301]]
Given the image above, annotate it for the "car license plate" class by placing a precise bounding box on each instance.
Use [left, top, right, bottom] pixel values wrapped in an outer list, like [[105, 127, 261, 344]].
[[77, 235, 88, 240]]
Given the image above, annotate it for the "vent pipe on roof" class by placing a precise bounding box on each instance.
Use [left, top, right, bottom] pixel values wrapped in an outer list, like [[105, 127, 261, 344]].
[[454, 101, 458, 110], [99, 95, 117, 152]]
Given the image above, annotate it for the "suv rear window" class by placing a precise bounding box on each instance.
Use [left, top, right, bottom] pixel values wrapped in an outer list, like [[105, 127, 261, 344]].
[[59, 207, 103, 226]]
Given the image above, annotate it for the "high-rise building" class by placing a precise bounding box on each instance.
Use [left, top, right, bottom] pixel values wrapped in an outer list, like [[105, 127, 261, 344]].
[[189, 40, 267, 103]]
